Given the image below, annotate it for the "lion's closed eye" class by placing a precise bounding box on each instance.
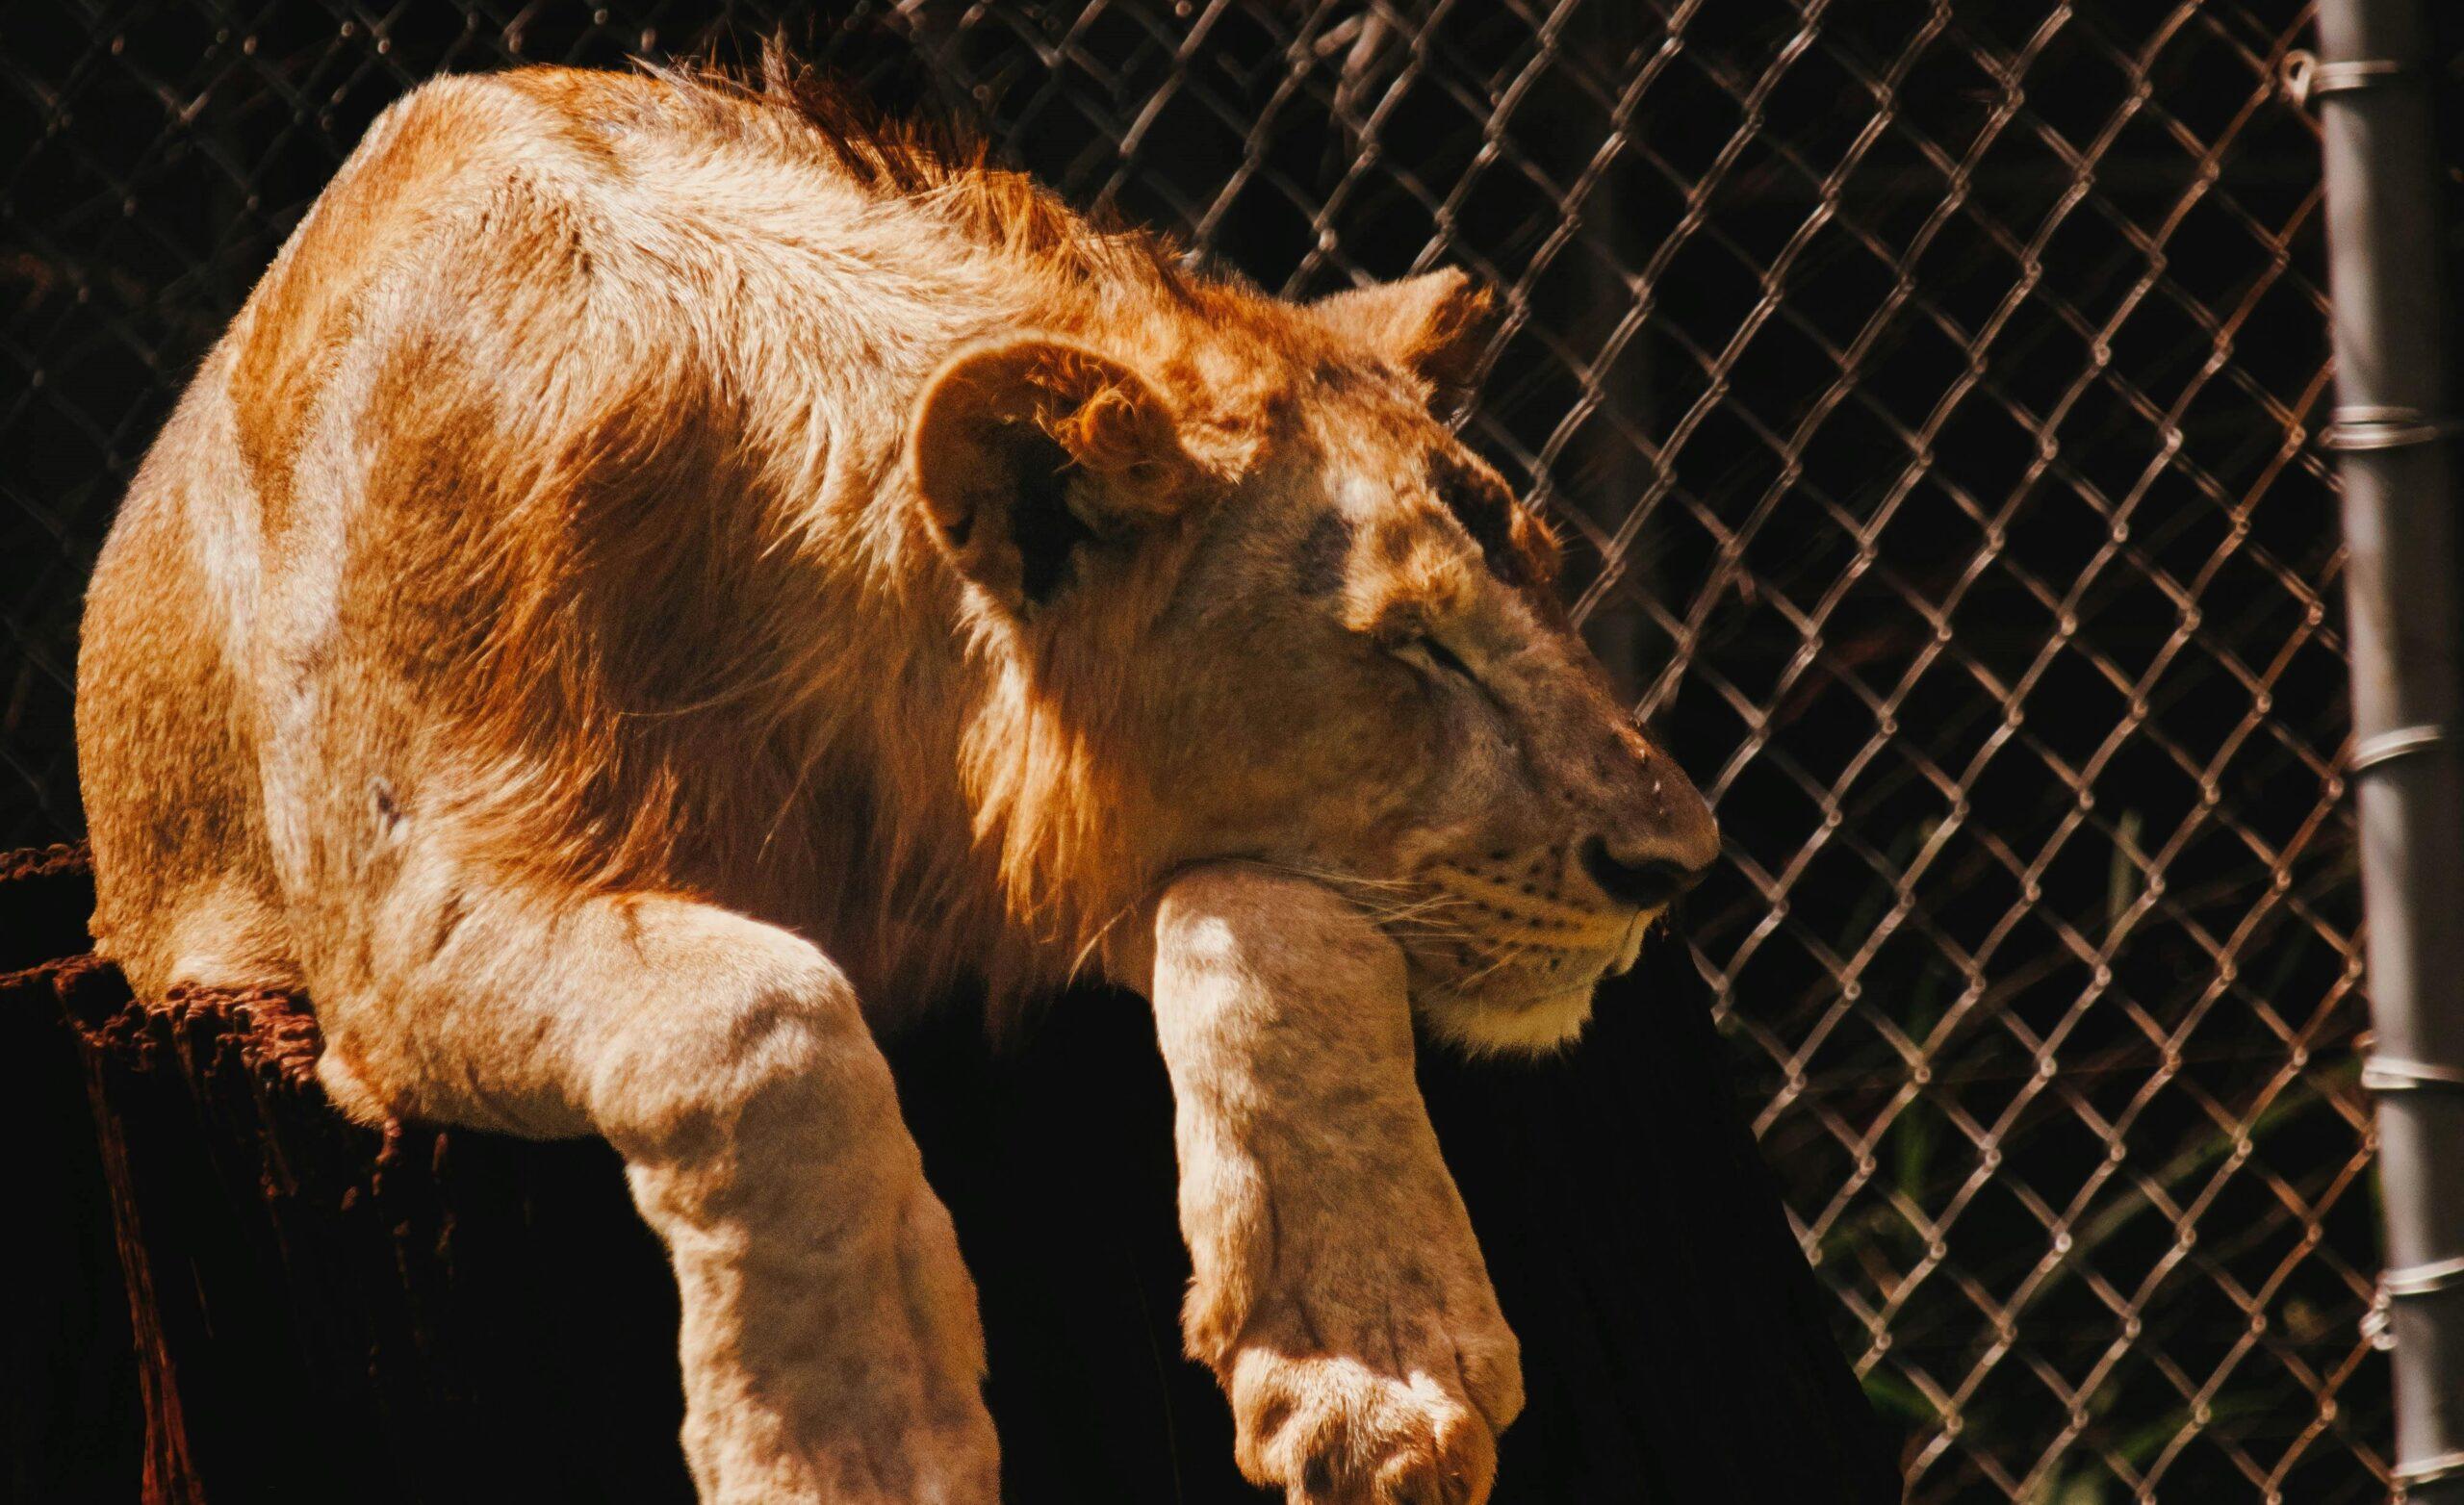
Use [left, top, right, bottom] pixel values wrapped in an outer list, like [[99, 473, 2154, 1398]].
[[1401, 635, 1478, 683], [1394, 636, 1505, 718]]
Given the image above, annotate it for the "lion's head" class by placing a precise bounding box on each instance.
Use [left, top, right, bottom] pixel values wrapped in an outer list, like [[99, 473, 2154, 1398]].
[[906, 263, 1715, 1054]]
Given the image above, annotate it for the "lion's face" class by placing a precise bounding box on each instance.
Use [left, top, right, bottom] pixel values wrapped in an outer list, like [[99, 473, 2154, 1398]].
[[1142, 383, 1718, 1054], [910, 269, 1716, 1051]]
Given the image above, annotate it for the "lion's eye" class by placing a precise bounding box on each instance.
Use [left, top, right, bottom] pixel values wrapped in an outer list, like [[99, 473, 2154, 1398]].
[[1416, 636, 1478, 681], [1396, 634, 1480, 687]]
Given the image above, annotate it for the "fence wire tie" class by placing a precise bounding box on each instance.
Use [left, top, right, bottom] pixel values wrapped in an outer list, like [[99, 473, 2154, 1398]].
[[2318, 404, 2462, 452], [2394, 1449, 2464, 1491], [2382, 1254, 2464, 1300], [2366, 1257, 2464, 1366], [2362, 1055, 2464, 1094], [2278, 51, 2422, 109], [2346, 725, 2459, 778]]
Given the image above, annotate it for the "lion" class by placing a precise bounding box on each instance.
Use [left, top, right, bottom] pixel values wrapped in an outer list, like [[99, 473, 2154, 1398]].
[[75, 53, 1718, 1505]]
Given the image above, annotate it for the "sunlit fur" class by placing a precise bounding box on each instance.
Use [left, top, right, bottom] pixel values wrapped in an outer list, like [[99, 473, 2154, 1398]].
[[74, 53, 1726, 1503], [76, 54, 1714, 1068]]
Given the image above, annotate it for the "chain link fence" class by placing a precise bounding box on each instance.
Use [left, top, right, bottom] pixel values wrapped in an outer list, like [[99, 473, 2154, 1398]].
[[3, 1, 2408, 1499]]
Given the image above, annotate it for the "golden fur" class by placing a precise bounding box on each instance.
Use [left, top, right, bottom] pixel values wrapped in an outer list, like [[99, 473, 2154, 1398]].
[[76, 55, 1717, 1504]]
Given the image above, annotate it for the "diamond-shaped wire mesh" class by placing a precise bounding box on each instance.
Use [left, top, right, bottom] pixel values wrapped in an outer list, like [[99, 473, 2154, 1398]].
[[1, 1, 2396, 1498]]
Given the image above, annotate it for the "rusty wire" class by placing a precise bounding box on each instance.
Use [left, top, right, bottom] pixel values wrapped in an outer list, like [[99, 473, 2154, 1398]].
[[0, 1, 2388, 1499]]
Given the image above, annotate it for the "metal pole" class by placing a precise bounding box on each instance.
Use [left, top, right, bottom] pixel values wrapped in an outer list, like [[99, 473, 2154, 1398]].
[[2311, 2, 2464, 1496]]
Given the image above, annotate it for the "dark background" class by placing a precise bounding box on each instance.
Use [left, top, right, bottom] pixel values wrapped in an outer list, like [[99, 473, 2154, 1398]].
[[10, 1, 2456, 1499]]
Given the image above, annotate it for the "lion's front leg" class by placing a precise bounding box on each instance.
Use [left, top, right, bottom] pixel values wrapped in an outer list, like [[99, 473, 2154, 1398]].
[[1145, 866, 1524, 1505], [312, 877, 998, 1504]]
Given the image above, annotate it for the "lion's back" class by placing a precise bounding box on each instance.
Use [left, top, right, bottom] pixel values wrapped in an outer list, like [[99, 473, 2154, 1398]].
[[80, 63, 1020, 999], [75, 70, 685, 995]]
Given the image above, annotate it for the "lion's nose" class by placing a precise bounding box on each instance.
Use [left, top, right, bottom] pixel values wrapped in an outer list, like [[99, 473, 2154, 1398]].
[[1578, 836, 1711, 910]]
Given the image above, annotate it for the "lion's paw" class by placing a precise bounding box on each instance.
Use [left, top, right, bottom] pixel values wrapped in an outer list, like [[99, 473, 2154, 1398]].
[[1227, 1344, 1515, 1505]]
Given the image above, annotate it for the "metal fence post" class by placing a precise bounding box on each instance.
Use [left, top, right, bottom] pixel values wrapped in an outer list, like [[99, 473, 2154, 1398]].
[[2313, 0, 2464, 1496]]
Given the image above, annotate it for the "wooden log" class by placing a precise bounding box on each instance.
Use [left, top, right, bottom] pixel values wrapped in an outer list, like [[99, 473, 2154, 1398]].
[[7, 847, 1896, 1502]]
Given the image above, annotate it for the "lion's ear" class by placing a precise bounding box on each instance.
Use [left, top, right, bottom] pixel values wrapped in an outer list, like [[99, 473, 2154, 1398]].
[[909, 336, 1196, 613], [1309, 268, 1497, 396]]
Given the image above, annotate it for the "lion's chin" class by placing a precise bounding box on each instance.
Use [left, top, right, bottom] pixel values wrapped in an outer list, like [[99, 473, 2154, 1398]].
[[1415, 982, 1599, 1058]]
